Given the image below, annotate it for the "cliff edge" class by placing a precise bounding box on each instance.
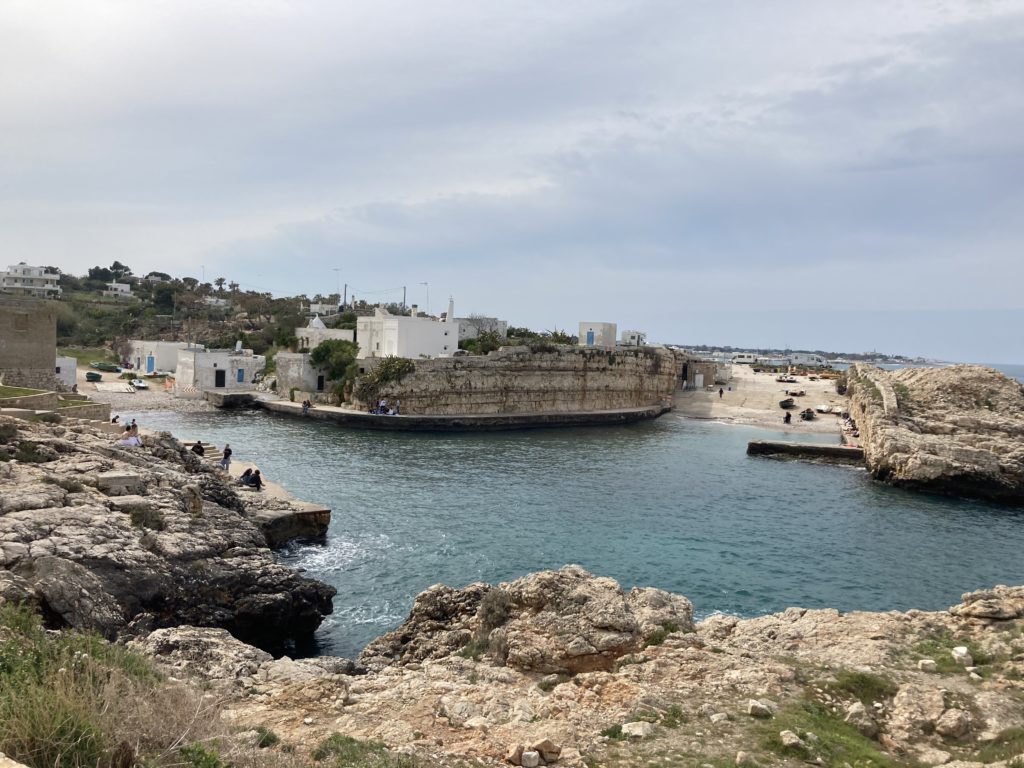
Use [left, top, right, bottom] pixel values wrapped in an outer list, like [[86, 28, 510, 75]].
[[848, 363, 1024, 504]]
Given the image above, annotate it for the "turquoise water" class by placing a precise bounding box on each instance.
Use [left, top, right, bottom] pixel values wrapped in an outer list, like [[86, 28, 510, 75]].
[[133, 409, 1024, 659]]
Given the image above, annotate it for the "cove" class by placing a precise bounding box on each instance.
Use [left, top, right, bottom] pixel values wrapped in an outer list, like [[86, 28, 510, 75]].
[[134, 409, 1024, 659]]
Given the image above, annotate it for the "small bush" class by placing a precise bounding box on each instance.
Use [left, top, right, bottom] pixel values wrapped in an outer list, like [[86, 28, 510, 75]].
[[130, 507, 166, 531], [825, 670, 898, 705], [661, 704, 687, 728], [456, 638, 487, 661], [14, 442, 49, 463], [976, 726, 1024, 763], [599, 724, 626, 741], [180, 743, 227, 768], [0, 423, 18, 443], [254, 725, 280, 748], [477, 588, 511, 632], [644, 620, 681, 648], [42, 476, 85, 493], [32, 412, 62, 424]]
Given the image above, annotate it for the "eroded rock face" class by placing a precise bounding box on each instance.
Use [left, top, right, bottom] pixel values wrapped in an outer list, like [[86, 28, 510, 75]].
[[848, 364, 1024, 504], [0, 417, 335, 651], [359, 565, 693, 674]]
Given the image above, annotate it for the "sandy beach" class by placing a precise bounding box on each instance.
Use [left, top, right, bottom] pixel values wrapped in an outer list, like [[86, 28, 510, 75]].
[[672, 363, 851, 436]]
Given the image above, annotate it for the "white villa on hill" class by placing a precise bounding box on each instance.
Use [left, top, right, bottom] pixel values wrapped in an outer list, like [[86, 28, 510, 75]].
[[0, 263, 61, 298], [357, 299, 459, 359]]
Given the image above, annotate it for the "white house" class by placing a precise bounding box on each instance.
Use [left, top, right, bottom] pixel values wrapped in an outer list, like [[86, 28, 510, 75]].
[[0, 263, 61, 298], [128, 340, 205, 374], [578, 322, 617, 349], [308, 301, 340, 317], [55, 355, 77, 390], [103, 282, 133, 299], [174, 346, 265, 394], [619, 329, 646, 347], [297, 316, 355, 351], [356, 299, 459, 359], [456, 315, 508, 341]]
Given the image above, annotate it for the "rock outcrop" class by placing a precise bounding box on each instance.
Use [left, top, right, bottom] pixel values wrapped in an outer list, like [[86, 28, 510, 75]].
[[848, 364, 1024, 504], [358, 565, 694, 674], [0, 416, 335, 651]]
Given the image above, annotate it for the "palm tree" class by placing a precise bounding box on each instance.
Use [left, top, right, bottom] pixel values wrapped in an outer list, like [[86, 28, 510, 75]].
[[215, 277, 226, 295]]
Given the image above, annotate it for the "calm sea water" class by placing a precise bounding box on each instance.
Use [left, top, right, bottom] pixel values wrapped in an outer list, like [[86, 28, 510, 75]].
[[134, 407, 1024, 659]]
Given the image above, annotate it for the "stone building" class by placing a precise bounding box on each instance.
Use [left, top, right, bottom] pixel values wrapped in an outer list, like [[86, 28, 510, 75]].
[[578, 322, 617, 349], [174, 346, 265, 396], [127, 340, 204, 374], [0, 263, 61, 298], [456, 315, 508, 341], [0, 298, 60, 390]]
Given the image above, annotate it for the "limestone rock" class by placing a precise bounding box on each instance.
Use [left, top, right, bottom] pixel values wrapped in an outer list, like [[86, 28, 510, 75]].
[[935, 708, 972, 739], [531, 739, 561, 762], [779, 730, 804, 749], [520, 751, 540, 768], [951, 646, 973, 667], [849, 364, 1024, 504], [918, 658, 938, 672], [844, 701, 879, 738], [128, 626, 272, 681], [0, 417, 335, 652], [505, 744, 524, 765], [890, 684, 946, 739], [950, 586, 1024, 621], [747, 699, 774, 718], [621, 721, 655, 738], [360, 565, 693, 674]]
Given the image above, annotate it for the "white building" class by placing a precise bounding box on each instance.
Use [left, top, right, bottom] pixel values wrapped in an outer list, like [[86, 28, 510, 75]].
[[128, 340, 205, 374], [203, 296, 231, 309], [103, 282, 133, 299], [308, 301, 340, 317], [578, 322, 617, 349], [619, 329, 646, 347], [0, 263, 61, 298], [297, 316, 355, 351], [456, 315, 508, 341], [55, 355, 77, 390], [356, 300, 459, 359], [174, 346, 265, 394]]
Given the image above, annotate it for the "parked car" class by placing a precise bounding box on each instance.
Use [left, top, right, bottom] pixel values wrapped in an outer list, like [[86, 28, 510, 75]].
[[85, 371, 102, 382], [89, 361, 120, 372], [130, 379, 149, 389]]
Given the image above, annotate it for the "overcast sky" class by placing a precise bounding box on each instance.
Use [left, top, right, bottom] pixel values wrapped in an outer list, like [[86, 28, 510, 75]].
[[3, 1, 1023, 362]]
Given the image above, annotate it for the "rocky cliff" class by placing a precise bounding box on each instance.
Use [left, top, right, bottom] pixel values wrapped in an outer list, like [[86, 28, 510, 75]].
[[0, 415, 335, 652], [847, 364, 1024, 504], [131, 567, 1024, 768], [366, 346, 680, 415]]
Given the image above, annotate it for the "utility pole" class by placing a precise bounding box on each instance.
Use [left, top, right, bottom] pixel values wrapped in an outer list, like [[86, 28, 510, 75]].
[[343, 283, 348, 309], [333, 269, 341, 304], [420, 282, 429, 315], [402, 285, 406, 310]]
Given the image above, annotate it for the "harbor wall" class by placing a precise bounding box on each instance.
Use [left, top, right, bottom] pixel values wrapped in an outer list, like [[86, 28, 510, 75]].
[[366, 345, 681, 415]]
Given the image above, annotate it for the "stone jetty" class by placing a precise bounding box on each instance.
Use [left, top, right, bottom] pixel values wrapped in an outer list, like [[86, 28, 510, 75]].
[[0, 414, 334, 652], [848, 363, 1024, 504]]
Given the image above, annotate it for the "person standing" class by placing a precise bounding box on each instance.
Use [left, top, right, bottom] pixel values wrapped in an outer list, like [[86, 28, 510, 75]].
[[220, 443, 232, 470], [719, 388, 724, 399]]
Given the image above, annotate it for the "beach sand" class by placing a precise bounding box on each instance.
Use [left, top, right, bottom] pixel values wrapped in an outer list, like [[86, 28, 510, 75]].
[[672, 363, 850, 436]]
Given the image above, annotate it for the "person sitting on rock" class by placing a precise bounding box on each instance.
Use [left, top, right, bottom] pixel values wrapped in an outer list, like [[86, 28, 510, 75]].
[[190, 442, 205, 457], [247, 469, 263, 491], [239, 468, 253, 485]]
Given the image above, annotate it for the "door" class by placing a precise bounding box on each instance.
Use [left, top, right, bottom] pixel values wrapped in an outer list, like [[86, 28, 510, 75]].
[[236, 368, 244, 383], [317, 375, 325, 391], [215, 369, 226, 388], [694, 373, 704, 390], [146, 355, 155, 373], [586, 330, 595, 346]]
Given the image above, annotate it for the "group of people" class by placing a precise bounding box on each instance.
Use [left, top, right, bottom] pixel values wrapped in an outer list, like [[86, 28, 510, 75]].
[[238, 467, 263, 491], [114, 416, 142, 447], [301, 399, 313, 415], [370, 398, 401, 415]]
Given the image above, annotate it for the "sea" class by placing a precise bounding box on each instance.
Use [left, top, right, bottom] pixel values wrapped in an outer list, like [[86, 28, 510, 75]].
[[133, 359, 1024, 659]]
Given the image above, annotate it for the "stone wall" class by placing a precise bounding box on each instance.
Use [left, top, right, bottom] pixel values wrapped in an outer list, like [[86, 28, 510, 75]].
[[0, 391, 59, 410], [0, 299, 59, 390], [366, 346, 681, 415]]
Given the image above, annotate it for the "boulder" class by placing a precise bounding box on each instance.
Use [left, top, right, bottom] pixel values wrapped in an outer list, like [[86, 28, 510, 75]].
[[951, 647, 973, 667], [747, 699, 774, 718], [935, 708, 972, 739], [360, 565, 693, 674], [844, 701, 879, 739], [621, 721, 655, 738]]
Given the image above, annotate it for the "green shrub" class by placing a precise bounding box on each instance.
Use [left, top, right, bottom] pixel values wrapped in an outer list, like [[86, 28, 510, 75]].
[[599, 724, 627, 740], [762, 698, 901, 767], [477, 588, 511, 632], [976, 726, 1024, 763], [32, 412, 62, 424], [180, 743, 227, 768], [824, 670, 898, 705], [14, 443, 49, 463], [644, 620, 681, 648], [254, 725, 280, 748], [0, 423, 19, 443], [355, 356, 416, 404], [130, 507, 166, 531]]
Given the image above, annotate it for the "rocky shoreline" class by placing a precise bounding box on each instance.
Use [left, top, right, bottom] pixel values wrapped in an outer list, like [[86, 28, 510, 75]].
[[0, 414, 334, 652]]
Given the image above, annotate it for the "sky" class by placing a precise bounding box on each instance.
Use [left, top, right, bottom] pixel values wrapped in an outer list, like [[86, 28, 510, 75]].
[[2, 1, 1023, 362]]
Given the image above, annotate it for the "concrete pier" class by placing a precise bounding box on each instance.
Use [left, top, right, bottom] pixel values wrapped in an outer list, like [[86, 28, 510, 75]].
[[747, 440, 864, 462]]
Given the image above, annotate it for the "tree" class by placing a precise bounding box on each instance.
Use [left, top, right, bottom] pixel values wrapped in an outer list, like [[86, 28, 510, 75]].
[[310, 339, 360, 399], [109, 261, 132, 280], [214, 277, 226, 295], [88, 265, 114, 282]]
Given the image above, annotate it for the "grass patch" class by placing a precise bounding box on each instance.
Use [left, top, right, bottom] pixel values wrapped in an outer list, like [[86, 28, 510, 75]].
[[311, 732, 436, 766], [910, 632, 993, 672], [31, 412, 62, 424], [254, 725, 280, 748], [13, 442, 51, 463], [660, 704, 687, 728], [599, 724, 627, 741], [976, 727, 1024, 763], [0, 385, 44, 399], [0, 423, 19, 443], [455, 637, 487, 661], [824, 669, 898, 705], [762, 698, 903, 768]]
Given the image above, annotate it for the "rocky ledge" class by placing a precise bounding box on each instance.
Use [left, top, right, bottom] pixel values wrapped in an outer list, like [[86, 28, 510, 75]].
[[848, 364, 1024, 504], [130, 566, 1024, 767], [0, 415, 335, 652]]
